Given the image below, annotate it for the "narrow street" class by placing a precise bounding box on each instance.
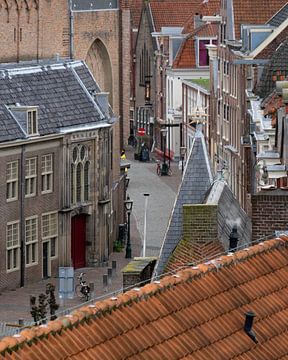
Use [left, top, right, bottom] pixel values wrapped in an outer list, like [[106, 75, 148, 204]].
[[0, 149, 181, 328]]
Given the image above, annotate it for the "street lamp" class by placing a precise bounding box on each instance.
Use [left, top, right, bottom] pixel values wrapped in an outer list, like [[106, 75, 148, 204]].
[[143, 193, 150, 257], [124, 197, 133, 259], [180, 146, 187, 173]]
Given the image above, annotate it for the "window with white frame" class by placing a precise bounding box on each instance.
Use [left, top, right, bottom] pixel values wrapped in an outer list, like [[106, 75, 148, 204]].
[[6, 161, 18, 201], [6, 221, 20, 271], [27, 109, 38, 136], [42, 212, 58, 258], [25, 216, 38, 266], [41, 154, 53, 193], [25, 157, 37, 197], [197, 38, 217, 67]]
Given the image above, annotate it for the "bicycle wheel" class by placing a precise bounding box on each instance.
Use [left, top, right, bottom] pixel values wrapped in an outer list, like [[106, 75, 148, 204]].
[[168, 167, 172, 176], [75, 284, 83, 298], [157, 166, 161, 176]]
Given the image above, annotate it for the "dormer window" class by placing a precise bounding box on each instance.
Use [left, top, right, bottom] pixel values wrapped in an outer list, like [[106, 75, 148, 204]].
[[197, 38, 218, 67], [27, 109, 38, 136]]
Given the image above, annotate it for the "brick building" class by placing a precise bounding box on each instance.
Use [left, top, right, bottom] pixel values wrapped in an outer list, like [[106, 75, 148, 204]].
[[0, 60, 118, 291]]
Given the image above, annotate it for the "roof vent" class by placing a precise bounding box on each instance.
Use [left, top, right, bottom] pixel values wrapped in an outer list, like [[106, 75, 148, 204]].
[[244, 311, 258, 343], [229, 225, 239, 252]]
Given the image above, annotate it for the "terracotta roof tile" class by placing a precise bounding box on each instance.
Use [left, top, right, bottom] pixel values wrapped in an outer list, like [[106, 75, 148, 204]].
[[232, 0, 287, 39], [2, 235, 288, 358], [150, 1, 220, 32]]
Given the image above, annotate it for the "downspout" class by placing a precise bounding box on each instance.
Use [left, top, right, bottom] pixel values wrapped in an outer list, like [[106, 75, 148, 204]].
[[20, 145, 25, 287], [68, 0, 74, 59], [118, 6, 124, 148]]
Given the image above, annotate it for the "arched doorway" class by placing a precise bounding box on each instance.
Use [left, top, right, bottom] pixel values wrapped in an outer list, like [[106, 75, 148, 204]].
[[85, 39, 113, 106]]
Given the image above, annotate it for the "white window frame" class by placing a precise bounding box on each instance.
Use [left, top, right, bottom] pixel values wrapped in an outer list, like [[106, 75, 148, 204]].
[[25, 157, 37, 197], [6, 161, 18, 202], [42, 212, 58, 259], [27, 109, 38, 136], [41, 154, 53, 194], [197, 37, 217, 68], [25, 216, 38, 267], [6, 221, 20, 272]]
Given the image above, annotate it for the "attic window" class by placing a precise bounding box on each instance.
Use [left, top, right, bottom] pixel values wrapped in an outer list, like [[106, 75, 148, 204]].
[[198, 39, 217, 67], [27, 109, 38, 136]]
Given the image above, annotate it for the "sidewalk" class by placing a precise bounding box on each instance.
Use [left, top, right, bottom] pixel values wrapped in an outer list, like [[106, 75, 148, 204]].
[[0, 147, 181, 325]]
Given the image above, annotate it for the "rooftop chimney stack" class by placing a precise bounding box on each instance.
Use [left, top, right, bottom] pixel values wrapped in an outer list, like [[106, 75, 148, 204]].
[[244, 311, 258, 343], [229, 225, 239, 252]]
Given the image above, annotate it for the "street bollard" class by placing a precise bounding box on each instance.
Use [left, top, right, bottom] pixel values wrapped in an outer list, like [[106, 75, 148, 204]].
[[112, 260, 117, 274], [107, 268, 112, 285], [103, 274, 108, 292]]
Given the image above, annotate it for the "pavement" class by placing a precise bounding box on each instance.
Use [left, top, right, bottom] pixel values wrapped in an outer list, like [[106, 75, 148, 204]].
[[0, 146, 182, 328]]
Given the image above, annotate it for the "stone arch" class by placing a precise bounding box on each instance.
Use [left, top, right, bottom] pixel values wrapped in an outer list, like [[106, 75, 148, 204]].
[[85, 38, 113, 107]]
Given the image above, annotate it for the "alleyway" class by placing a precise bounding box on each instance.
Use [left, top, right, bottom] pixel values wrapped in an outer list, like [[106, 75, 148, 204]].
[[0, 147, 181, 328]]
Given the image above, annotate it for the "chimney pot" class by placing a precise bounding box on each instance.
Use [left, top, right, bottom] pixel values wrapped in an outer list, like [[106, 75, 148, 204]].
[[244, 311, 258, 343], [229, 225, 239, 252]]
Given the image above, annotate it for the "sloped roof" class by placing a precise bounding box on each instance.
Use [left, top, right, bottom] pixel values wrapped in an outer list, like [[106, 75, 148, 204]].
[[232, 0, 287, 39], [149, 1, 220, 32], [154, 128, 214, 277], [173, 23, 218, 69], [267, 2, 288, 27], [256, 38, 288, 99], [255, 25, 288, 60], [1, 234, 288, 359], [0, 60, 109, 143]]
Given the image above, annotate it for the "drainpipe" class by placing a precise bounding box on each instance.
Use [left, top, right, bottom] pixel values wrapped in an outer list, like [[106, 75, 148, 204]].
[[20, 145, 25, 287], [68, 0, 74, 59]]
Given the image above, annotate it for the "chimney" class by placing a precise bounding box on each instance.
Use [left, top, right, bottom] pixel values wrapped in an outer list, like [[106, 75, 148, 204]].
[[229, 225, 239, 252], [194, 13, 203, 29], [244, 311, 258, 343]]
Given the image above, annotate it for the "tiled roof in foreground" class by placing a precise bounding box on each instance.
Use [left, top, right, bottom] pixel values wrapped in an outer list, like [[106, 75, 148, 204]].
[[1, 234, 288, 359]]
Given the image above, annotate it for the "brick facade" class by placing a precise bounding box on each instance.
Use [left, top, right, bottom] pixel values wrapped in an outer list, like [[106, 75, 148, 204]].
[[251, 190, 288, 241]]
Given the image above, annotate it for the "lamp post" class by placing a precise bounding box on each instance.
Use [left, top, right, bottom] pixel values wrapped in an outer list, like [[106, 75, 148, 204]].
[[143, 193, 150, 257], [160, 128, 168, 175], [180, 146, 187, 173], [124, 198, 133, 259]]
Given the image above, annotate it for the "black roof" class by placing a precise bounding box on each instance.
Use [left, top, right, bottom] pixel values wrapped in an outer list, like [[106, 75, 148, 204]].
[[0, 60, 110, 143]]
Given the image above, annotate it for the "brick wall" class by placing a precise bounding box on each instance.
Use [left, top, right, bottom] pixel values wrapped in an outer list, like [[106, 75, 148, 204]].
[[252, 191, 288, 241], [182, 204, 218, 243]]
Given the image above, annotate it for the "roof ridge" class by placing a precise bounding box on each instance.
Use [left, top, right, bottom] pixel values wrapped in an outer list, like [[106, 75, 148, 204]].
[[1, 234, 288, 356]]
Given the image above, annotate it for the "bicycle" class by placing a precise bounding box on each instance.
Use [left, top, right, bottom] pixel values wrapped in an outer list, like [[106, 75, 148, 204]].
[[156, 160, 172, 176], [75, 272, 90, 302]]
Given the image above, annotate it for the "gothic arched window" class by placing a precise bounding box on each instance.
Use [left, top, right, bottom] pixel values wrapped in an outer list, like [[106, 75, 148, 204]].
[[71, 145, 89, 204]]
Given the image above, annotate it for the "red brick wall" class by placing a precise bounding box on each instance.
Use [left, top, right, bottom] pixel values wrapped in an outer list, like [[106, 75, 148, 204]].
[[252, 192, 288, 241]]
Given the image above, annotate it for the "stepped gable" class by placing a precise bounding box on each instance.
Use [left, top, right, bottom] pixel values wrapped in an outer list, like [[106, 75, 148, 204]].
[[1, 235, 288, 358], [154, 127, 213, 277]]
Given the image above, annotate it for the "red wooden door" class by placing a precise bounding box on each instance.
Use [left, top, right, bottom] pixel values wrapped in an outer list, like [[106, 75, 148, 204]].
[[71, 215, 86, 269]]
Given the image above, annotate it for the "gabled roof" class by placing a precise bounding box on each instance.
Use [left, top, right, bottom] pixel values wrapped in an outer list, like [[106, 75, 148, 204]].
[[173, 23, 218, 69], [1, 234, 288, 359], [154, 127, 214, 277], [0, 60, 111, 143], [232, 0, 287, 39], [149, 1, 220, 32]]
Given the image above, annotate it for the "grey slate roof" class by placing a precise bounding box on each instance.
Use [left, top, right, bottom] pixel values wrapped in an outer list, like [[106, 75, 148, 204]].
[[267, 2, 288, 27], [206, 181, 251, 249], [71, 0, 118, 11], [154, 128, 213, 277], [0, 60, 110, 143], [256, 38, 288, 99]]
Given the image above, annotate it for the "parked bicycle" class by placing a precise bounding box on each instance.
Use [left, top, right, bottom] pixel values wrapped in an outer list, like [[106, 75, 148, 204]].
[[75, 272, 90, 302], [156, 160, 172, 176]]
